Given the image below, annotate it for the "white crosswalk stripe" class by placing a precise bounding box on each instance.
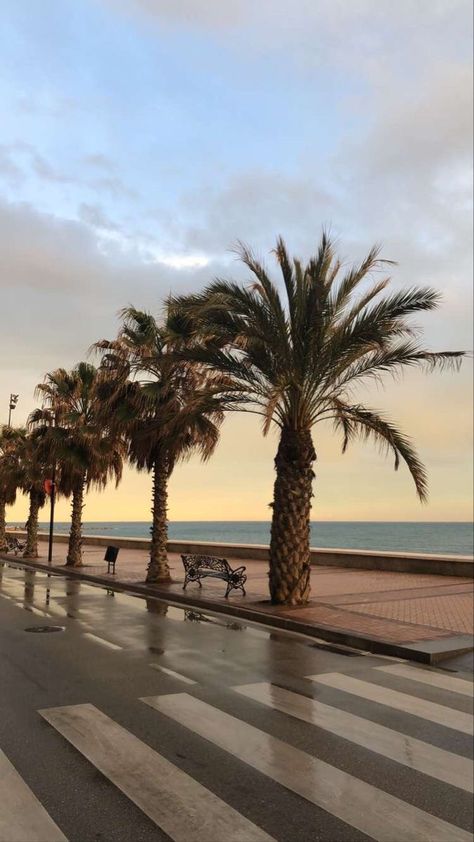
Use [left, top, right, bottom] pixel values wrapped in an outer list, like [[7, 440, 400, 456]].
[[39, 702, 275, 842], [375, 663, 474, 698], [233, 681, 474, 792], [142, 692, 472, 842], [82, 632, 122, 650], [308, 672, 474, 734], [149, 663, 196, 684], [0, 748, 67, 842]]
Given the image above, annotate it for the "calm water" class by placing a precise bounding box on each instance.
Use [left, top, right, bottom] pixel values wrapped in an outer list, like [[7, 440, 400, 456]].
[[12, 520, 473, 556]]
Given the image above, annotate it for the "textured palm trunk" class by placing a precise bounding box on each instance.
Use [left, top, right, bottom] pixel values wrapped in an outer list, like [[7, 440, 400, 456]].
[[23, 489, 42, 558], [66, 477, 85, 567], [146, 452, 171, 584], [269, 427, 316, 606], [0, 494, 7, 551]]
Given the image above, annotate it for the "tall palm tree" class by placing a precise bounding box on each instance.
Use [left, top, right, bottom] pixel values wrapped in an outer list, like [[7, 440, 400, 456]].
[[30, 362, 125, 567], [168, 234, 464, 606], [0, 426, 22, 551], [95, 308, 225, 584]]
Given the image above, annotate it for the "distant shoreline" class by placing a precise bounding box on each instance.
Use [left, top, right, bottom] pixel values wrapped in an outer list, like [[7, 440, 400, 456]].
[[8, 520, 473, 557]]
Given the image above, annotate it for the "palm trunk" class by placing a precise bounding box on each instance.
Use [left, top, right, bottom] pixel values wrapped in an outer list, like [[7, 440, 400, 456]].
[[269, 427, 316, 606], [146, 452, 171, 584], [23, 489, 41, 558], [0, 493, 7, 552], [66, 477, 85, 567]]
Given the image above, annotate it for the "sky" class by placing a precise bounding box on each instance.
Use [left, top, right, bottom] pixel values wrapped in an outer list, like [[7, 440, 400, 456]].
[[1, 0, 472, 523]]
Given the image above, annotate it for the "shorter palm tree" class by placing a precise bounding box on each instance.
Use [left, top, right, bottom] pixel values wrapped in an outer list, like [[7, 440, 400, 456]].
[[95, 308, 226, 584], [0, 426, 22, 551], [16, 431, 47, 558], [30, 363, 125, 567]]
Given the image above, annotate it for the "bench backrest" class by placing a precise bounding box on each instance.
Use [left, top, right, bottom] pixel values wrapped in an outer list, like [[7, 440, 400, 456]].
[[181, 554, 230, 574]]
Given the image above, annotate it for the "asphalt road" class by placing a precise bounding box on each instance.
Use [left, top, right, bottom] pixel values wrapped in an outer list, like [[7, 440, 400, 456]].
[[0, 559, 473, 842]]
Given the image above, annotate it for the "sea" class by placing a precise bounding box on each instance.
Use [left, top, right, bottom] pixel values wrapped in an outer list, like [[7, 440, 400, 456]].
[[11, 520, 473, 556]]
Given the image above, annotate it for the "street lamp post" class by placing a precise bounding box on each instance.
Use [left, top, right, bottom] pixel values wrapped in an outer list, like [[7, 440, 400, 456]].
[[8, 394, 19, 426], [46, 409, 56, 564]]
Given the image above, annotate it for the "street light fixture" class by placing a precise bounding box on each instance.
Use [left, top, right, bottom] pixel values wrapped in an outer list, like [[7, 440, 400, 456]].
[[8, 394, 19, 426]]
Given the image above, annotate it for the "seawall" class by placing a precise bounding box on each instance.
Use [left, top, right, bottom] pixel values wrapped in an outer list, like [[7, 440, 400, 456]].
[[6, 530, 473, 577]]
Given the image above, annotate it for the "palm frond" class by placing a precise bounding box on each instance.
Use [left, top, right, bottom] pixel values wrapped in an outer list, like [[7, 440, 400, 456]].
[[329, 399, 428, 501], [163, 233, 464, 501]]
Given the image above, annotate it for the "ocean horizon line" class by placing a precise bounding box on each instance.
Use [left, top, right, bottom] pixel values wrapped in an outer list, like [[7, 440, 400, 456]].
[[24, 518, 472, 525], [9, 519, 473, 556]]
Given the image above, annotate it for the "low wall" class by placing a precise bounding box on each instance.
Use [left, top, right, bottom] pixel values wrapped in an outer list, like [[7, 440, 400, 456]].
[[6, 530, 473, 577]]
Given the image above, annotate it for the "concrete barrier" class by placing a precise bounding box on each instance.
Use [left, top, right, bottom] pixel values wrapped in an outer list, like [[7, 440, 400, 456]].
[[6, 529, 473, 577]]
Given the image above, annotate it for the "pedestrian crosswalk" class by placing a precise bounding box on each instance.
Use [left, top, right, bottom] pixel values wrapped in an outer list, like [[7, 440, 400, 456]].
[[1, 662, 473, 842]]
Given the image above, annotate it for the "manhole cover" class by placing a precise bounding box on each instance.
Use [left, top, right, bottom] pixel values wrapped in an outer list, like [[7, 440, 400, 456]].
[[25, 626, 65, 633]]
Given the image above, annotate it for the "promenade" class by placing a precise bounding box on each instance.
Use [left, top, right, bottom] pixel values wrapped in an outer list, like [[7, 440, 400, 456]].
[[4, 537, 473, 664]]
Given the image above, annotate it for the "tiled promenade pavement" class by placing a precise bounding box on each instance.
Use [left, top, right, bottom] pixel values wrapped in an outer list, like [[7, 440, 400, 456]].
[[10, 539, 474, 646]]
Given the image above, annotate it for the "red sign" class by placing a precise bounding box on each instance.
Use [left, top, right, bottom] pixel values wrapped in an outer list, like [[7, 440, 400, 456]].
[[44, 479, 54, 495]]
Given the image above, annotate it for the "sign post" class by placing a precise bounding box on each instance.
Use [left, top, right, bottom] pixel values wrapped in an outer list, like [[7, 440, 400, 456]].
[[45, 467, 56, 564]]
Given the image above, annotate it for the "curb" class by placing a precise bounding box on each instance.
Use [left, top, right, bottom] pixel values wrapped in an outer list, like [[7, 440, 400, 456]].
[[2, 554, 473, 665]]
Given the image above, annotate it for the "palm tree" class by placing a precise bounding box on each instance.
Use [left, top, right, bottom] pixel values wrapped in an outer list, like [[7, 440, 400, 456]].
[[30, 363, 125, 567], [16, 430, 47, 558], [0, 426, 22, 551], [168, 234, 464, 606], [95, 308, 225, 584]]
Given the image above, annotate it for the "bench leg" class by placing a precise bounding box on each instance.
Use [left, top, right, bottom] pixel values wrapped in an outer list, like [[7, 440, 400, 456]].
[[183, 577, 202, 590], [224, 577, 247, 598]]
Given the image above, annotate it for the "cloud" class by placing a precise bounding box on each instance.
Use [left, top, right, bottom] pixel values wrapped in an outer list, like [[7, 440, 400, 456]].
[[0, 143, 137, 201], [78, 202, 119, 231], [30, 153, 137, 199], [88, 176, 138, 199], [332, 61, 473, 345], [153, 170, 333, 258], [338, 63, 473, 233], [104, 0, 471, 78], [0, 197, 228, 391], [16, 93, 79, 118], [81, 153, 116, 173], [0, 201, 104, 292], [104, 0, 251, 31], [143, 43, 471, 347], [31, 153, 72, 184], [0, 145, 24, 187]]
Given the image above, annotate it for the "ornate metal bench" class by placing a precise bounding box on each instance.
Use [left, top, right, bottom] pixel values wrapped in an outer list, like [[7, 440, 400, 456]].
[[6, 536, 26, 555], [181, 554, 247, 598]]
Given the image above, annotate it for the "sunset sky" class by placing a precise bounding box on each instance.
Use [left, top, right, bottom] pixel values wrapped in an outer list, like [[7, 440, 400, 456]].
[[1, 0, 472, 523]]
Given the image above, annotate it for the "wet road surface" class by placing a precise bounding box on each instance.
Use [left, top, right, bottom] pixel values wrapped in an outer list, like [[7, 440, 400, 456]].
[[0, 560, 473, 842]]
